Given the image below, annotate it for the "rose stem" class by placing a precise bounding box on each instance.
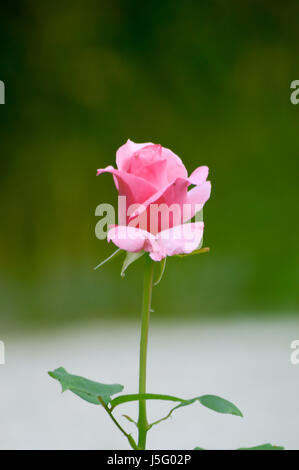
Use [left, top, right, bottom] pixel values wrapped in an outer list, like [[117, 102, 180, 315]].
[[137, 255, 154, 450]]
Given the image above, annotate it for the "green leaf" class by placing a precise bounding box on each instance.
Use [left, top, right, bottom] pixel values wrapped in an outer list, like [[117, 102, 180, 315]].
[[121, 251, 145, 277], [122, 414, 138, 427], [147, 395, 242, 430], [154, 258, 167, 286], [195, 443, 284, 450], [237, 443, 284, 450], [175, 247, 210, 258], [110, 392, 242, 424], [72, 390, 103, 405], [110, 393, 184, 410], [198, 395, 243, 417], [48, 367, 124, 405], [94, 248, 123, 270]]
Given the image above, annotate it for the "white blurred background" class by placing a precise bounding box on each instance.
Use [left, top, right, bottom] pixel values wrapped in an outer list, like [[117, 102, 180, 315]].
[[0, 317, 298, 450]]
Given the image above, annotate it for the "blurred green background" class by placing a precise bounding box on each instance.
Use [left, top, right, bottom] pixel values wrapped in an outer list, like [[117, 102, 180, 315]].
[[1, 0, 298, 329]]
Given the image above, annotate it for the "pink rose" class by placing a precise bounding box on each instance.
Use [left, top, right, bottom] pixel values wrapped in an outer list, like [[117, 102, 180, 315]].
[[97, 139, 211, 261]]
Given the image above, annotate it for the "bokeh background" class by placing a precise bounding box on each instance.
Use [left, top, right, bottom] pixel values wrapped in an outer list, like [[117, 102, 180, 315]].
[[1, 1, 299, 327], [0, 0, 299, 450]]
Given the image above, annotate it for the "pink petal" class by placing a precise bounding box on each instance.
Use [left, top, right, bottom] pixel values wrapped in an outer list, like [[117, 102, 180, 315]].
[[150, 222, 204, 260], [161, 147, 188, 182], [184, 181, 211, 222], [128, 145, 169, 188], [107, 225, 155, 253], [97, 165, 157, 210], [116, 139, 153, 172], [128, 177, 189, 224], [129, 144, 163, 167], [148, 249, 165, 262], [128, 173, 210, 226], [117, 140, 188, 184], [188, 166, 209, 185]]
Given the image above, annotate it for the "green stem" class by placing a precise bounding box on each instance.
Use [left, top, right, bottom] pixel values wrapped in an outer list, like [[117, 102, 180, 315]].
[[99, 398, 138, 450], [137, 256, 154, 450]]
